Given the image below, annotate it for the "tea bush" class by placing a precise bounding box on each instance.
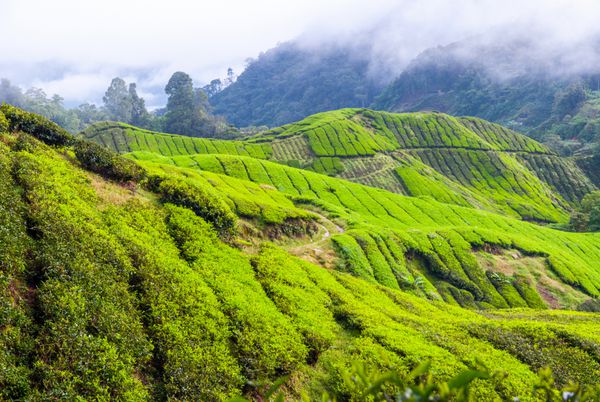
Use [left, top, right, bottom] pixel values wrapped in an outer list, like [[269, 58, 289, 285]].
[[1, 103, 72, 146]]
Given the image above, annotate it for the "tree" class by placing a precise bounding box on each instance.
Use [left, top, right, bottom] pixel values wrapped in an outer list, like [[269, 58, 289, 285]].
[[103, 77, 132, 123], [76, 103, 108, 125], [570, 191, 600, 232], [202, 79, 223, 98], [0, 79, 25, 107], [224, 68, 236, 87], [589, 206, 600, 232], [165, 72, 196, 135], [128, 83, 150, 127]]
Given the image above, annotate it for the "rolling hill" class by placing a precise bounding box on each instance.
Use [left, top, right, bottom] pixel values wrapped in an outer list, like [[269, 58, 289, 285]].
[[3, 104, 600, 399], [82, 109, 596, 223]]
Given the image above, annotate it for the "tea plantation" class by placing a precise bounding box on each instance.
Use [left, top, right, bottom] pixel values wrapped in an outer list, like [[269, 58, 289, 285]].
[[82, 109, 596, 222], [2, 104, 600, 400]]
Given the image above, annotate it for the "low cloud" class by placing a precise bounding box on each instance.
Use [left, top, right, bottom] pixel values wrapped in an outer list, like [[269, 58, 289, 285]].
[[2, 0, 600, 105]]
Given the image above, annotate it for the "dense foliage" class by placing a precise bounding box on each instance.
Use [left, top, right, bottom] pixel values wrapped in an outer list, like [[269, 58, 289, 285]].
[[2, 106, 600, 400], [74, 140, 146, 183], [209, 42, 383, 127], [570, 191, 600, 232], [85, 109, 596, 223], [1, 103, 73, 146], [0, 75, 237, 138]]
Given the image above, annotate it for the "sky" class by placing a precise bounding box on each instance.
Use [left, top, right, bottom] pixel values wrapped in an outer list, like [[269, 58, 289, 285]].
[[2, 0, 600, 108]]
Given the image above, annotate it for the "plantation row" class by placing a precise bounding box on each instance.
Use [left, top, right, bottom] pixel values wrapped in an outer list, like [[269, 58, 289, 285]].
[[516, 153, 596, 204], [131, 152, 600, 304], [80, 121, 273, 158], [394, 163, 478, 208], [333, 227, 549, 310], [458, 116, 550, 153], [362, 109, 552, 153], [270, 135, 312, 162], [337, 154, 408, 194], [128, 153, 313, 226], [407, 148, 568, 221]]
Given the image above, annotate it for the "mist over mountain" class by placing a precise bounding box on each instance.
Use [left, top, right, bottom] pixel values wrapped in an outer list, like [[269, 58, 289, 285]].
[[209, 42, 383, 127]]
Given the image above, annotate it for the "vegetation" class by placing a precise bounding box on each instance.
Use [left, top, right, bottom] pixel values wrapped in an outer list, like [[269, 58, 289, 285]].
[[209, 42, 383, 127], [2, 106, 600, 400], [74, 140, 146, 182], [131, 151, 600, 310], [372, 39, 600, 161], [0, 74, 237, 138], [86, 108, 596, 222], [569, 191, 600, 232], [1, 103, 73, 146]]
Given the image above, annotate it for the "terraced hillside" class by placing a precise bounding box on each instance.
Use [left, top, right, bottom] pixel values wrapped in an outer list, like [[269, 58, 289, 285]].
[[135, 153, 600, 310], [82, 109, 596, 222], [3, 105, 600, 400]]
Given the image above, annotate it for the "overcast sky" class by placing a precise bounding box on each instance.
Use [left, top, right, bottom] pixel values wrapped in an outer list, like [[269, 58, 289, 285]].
[[2, 0, 600, 107]]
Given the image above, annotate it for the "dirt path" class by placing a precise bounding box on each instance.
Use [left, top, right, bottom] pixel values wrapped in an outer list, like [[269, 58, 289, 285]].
[[286, 212, 344, 267]]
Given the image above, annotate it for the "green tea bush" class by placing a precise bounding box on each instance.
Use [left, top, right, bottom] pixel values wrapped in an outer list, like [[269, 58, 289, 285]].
[[149, 176, 237, 236], [74, 140, 146, 182], [12, 148, 152, 399], [0, 104, 73, 146], [469, 324, 600, 387], [0, 110, 8, 133], [513, 274, 547, 309], [165, 206, 308, 381], [104, 204, 244, 400], [0, 148, 34, 400], [251, 244, 338, 359]]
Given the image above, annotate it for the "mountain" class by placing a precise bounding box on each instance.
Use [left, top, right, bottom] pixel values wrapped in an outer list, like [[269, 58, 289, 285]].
[[373, 39, 600, 157], [3, 104, 600, 399], [209, 42, 383, 127], [208, 38, 600, 162], [82, 109, 596, 223]]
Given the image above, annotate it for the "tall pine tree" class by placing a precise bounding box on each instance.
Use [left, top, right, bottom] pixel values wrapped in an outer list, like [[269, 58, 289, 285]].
[[103, 78, 132, 123], [165, 72, 196, 135]]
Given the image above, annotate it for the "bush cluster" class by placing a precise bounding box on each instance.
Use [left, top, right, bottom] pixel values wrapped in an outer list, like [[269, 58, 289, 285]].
[[74, 140, 146, 182], [0, 110, 8, 133], [0, 103, 73, 146], [148, 175, 237, 236]]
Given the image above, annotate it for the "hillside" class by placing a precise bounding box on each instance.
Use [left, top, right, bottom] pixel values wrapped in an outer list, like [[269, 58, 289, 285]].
[[12, 102, 600, 399], [3, 104, 600, 399], [82, 109, 596, 223], [373, 39, 600, 158], [208, 42, 383, 127]]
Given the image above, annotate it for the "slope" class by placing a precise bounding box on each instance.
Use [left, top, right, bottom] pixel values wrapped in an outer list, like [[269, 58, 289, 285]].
[[207, 42, 382, 127], [134, 153, 600, 309], [3, 104, 600, 400], [373, 38, 600, 158], [82, 109, 596, 223]]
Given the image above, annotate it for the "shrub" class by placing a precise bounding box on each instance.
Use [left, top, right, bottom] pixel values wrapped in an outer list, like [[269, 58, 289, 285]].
[[512, 274, 547, 309], [74, 140, 145, 182], [0, 104, 73, 146], [0, 110, 8, 133], [148, 176, 237, 236], [577, 299, 600, 312]]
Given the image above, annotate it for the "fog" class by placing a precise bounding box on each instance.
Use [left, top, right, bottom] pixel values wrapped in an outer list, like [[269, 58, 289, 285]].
[[2, 0, 600, 107]]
